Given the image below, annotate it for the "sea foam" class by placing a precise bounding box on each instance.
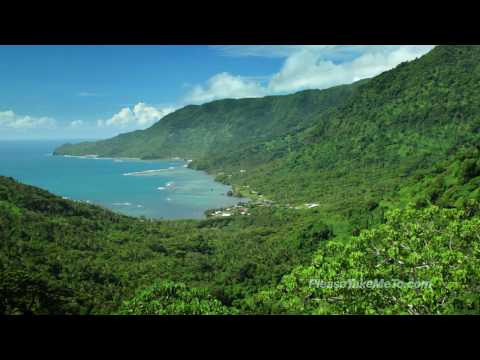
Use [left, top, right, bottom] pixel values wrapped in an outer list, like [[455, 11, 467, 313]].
[[123, 169, 170, 176]]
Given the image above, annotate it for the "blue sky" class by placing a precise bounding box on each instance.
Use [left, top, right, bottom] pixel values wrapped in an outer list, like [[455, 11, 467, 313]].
[[0, 45, 434, 140]]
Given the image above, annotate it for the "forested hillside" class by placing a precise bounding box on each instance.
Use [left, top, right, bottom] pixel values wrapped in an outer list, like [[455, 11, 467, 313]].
[[3, 45, 480, 315], [244, 144, 480, 315], [54, 46, 480, 231], [54, 81, 366, 160], [2, 142, 480, 314], [203, 45, 480, 228], [0, 176, 333, 314]]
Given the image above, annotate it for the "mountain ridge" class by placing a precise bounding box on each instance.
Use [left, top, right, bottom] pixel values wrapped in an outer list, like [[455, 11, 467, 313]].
[[4, 45, 480, 315], [54, 45, 480, 228], [53, 80, 369, 160]]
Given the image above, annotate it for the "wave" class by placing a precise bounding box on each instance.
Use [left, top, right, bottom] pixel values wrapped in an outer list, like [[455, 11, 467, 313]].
[[123, 169, 172, 176], [62, 154, 143, 163], [62, 154, 99, 159], [112, 202, 132, 206], [158, 181, 176, 190]]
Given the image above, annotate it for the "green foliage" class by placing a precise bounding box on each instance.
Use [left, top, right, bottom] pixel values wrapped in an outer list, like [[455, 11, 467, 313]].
[[3, 45, 480, 315], [54, 46, 480, 234], [391, 143, 480, 210], [245, 203, 480, 314], [118, 281, 236, 315], [54, 83, 363, 161], [296, 222, 334, 252], [0, 176, 324, 314], [0, 266, 77, 315], [460, 158, 480, 183]]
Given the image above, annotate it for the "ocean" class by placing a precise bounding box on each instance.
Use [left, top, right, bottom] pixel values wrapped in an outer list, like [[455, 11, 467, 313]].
[[0, 140, 245, 219]]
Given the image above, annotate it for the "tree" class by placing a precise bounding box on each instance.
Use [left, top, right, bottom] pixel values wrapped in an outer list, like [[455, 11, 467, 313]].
[[0, 268, 75, 315], [118, 281, 237, 315], [247, 202, 480, 315]]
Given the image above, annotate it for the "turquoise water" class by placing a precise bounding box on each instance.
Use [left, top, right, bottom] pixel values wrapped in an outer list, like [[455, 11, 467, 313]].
[[0, 140, 245, 219]]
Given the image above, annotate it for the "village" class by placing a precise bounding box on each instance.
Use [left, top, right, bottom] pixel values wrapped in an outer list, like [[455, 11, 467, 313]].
[[206, 199, 321, 219], [207, 203, 251, 218], [206, 168, 320, 218]]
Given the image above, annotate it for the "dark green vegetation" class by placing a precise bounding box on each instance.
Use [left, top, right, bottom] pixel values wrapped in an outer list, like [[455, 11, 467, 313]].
[[54, 46, 480, 232], [118, 281, 236, 315], [54, 80, 366, 161], [0, 176, 332, 314], [247, 201, 480, 315], [2, 45, 480, 314]]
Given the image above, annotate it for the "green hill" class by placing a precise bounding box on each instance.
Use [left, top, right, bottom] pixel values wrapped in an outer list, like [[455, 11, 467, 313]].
[[4, 45, 480, 315], [245, 146, 480, 315], [54, 81, 365, 160], [210, 45, 480, 225], [54, 45, 480, 230], [3, 142, 480, 314], [0, 175, 332, 314]]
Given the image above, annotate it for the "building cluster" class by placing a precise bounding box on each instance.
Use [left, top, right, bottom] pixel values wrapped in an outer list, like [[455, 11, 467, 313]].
[[208, 204, 251, 218]]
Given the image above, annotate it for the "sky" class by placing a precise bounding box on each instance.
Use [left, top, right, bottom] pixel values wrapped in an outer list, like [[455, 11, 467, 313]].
[[0, 45, 435, 140]]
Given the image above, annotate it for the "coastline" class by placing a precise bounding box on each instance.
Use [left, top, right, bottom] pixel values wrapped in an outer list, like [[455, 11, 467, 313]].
[[53, 152, 249, 217], [59, 154, 144, 161]]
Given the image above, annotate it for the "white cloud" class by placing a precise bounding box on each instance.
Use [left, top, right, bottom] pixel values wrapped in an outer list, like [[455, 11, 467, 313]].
[[184, 72, 267, 104], [1, 46, 437, 140], [97, 102, 176, 129], [0, 110, 56, 129], [0, 105, 176, 140], [69, 120, 84, 127], [268, 45, 434, 93], [190, 45, 435, 103]]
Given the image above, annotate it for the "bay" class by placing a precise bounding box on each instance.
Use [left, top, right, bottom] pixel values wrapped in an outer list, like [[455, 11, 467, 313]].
[[0, 140, 245, 219]]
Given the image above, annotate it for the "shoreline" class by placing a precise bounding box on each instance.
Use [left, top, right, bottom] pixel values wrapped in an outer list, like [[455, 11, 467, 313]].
[[54, 152, 249, 216], [59, 154, 145, 162], [54, 153, 194, 165]]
